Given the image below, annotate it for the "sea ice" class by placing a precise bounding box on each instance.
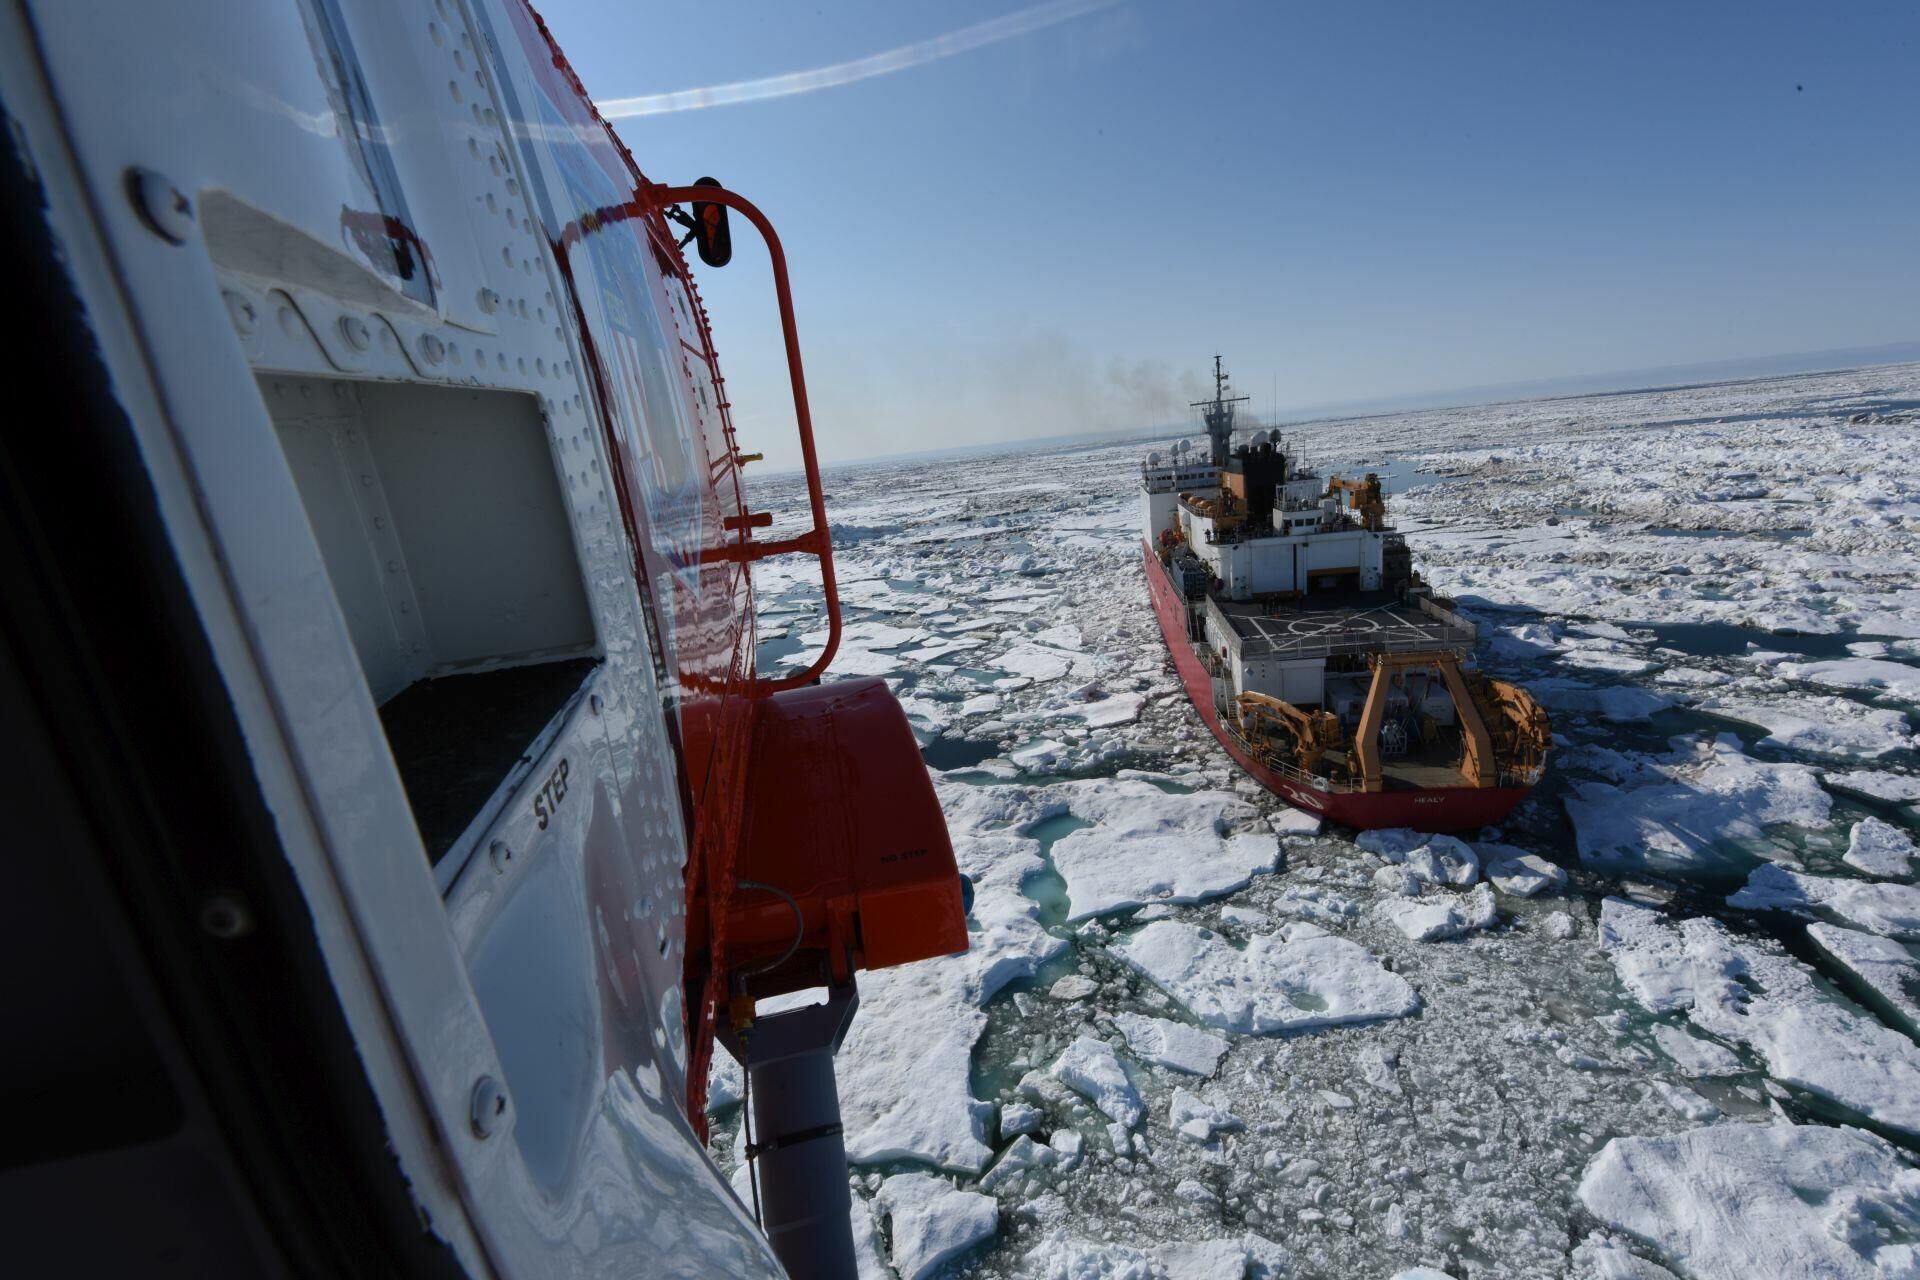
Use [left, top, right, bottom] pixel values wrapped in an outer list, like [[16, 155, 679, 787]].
[[1728, 863, 1920, 940], [1020, 1231, 1288, 1280], [1559, 646, 1659, 676], [1269, 806, 1323, 836], [997, 1101, 1044, 1139], [1485, 850, 1568, 897], [1806, 924, 1920, 1038], [1530, 681, 1675, 722], [1649, 1022, 1744, 1078], [1601, 896, 1920, 1133], [1565, 735, 1830, 873], [1845, 817, 1917, 878], [1118, 920, 1419, 1033], [1825, 770, 1920, 805], [1579, 1122, 1920, 1280], [1357, 829, 1478, 886], [1774, 656, 1920, 702], [873, 1172, 998, 1280], [1044, 779, 1279, 920], [750, 363, 1920, 1276], [1049, 1035, 1144, 1128], [1568, 1231, 1684, 1279], [1268, 884, 1363, 923], [996, 644, 1086, 682], [1049, 975, 1098, 1001], [977, 1134, 1057, 1192], [851, 1192, 892, 1280], [1698, 693, 1920, 759], [1168, 1087, 1241, 1142], [827, 781, 1068, 1173], [1355, 828, 1427, 859], [707, 1049, 743, 1112], [1111, 1012, 1230, 1077], [1648, 1080, 1719, 1121], [1422, 835, 1481, 887], [1375, 884, 1498, 942], [1010, 738, 1070, 771]]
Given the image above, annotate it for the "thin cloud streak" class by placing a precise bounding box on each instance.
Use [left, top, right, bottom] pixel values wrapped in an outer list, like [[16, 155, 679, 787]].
[[595, 0, 1117, 118]]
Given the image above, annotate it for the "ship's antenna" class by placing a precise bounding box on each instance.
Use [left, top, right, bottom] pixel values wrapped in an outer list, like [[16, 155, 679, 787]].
[[1191, 353, 1251, 468]]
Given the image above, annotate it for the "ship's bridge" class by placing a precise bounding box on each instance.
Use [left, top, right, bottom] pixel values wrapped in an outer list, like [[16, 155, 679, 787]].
[[1140, 458, 1220, 495]]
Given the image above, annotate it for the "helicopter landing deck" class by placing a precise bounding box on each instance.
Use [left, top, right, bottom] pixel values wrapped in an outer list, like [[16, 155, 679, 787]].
[[1209, 594, 1476, 662]]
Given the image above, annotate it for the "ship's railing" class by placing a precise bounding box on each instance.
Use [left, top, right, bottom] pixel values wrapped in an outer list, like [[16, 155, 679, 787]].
[[1220, 703, 1537, 793], [1205, 513, 1395, 546], [1206, 597, 1475, 661], [1214, 704, 1363, 793]]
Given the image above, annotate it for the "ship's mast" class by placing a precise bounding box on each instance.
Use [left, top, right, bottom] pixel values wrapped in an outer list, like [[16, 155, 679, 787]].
[[1191, 353, 1251, 468]]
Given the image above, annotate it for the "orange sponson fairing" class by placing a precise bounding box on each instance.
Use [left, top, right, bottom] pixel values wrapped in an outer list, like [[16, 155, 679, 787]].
[[508, 3, 963, 1129]]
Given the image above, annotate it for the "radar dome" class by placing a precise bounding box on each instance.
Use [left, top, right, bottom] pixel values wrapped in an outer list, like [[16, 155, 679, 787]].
[[1147, 450, 1161, 466], [1252, 429, 1270, 447]]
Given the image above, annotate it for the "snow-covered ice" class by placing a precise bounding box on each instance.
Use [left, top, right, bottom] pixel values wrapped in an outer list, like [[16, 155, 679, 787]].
[[1648, 1023, 1744, 1079], [1565, 735, 1830, 874], [1111, 1012, 1229, 1078], [1729, 863, 1920, 940], [1118, 920, 1419, 1033], [1049, 1036, 1145, 1128], [1486, 851, 1567, 897], [1579, 1123, 1920, 1279], [1807, 923, 1920, 1038], [1600, 896, 1920, 1134], [875, 1172, 999, 1280], [1374, 883, 1498, 941], [1846, 817, 1918, 878], [1043, 780, 1279, 920]]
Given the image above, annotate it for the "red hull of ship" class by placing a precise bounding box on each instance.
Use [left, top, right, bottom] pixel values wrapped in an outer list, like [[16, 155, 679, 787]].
[[1142, 544, 1530, 832]]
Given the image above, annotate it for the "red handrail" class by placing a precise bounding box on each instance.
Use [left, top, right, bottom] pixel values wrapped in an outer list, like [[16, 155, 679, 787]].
[[635, 182, 840, 694]]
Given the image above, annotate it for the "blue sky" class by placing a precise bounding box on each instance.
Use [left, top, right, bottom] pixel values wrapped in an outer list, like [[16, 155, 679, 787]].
[[535, 1, 1920, 467]]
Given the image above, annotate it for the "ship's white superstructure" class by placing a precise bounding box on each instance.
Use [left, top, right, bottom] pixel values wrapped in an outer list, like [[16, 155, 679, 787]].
[[1141, 461, 1394, 598]]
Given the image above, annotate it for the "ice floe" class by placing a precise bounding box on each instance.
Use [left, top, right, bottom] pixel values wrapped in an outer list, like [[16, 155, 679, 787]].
[[1826, 770, 1920, 805], [1648, 1022, 1744, 1079], [1020, 1230, 1291, 1280], [1111, 1012, 1229, 1078], [1775, 656, 1920, 702], [1357, 829, 1480, 886], [1485, 850, 1568, 897], [1168, 1087, 1242, 1143], [1807, 923, 1920, 1039], [1697, 693, 1920, 759], [874, 1172, 999, 1280], [1117, 920, 1419, 1033], [1846, 817, 1918, 878], [821, 781, 1069, 1173], [1374, 884, 1498, 942], [1566, 734, 1831, 873], [1728, 863, 1920, 940], [1049, 1036, 1144, 1128], [1043, 780, 1279, 920], [1579, 1123, 1920, 1279], [1599, 896, 1920, 1134]]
